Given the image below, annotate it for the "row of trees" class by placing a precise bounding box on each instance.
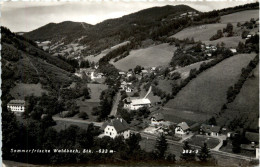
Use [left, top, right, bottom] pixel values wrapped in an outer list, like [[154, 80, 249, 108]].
[[170, 48, 233, 101], [226, 54, 259, 103]]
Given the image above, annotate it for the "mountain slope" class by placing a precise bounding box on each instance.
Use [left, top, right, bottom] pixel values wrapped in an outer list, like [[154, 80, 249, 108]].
[[24, 21, 92, 43], [1, 27, 76, 99], [164, 53, 256, 122], [24, 5, 197, 56]]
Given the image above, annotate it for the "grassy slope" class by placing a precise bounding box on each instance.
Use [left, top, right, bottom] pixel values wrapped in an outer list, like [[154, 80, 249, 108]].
[[112, 43, 176, 71], [172, 59, 213, 79], [217, 64, 259, 130], [73, 84, 107, 122], [220, 9, 259, 23], [164, 54, 256, 122], [86, 83, 108, 102], [10, 83, 48, 99], [171, 23, 227, 41], [85, 41, 130, 63], [170, 9, 259, 47]]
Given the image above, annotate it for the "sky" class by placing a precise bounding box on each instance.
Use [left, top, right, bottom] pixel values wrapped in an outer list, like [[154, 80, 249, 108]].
[[1, 0, 257, 32]]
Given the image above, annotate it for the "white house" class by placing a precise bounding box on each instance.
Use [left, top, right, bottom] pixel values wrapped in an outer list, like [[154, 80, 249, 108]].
[[125, 85, 134, 93], [200, 124, 221, 137], [119, 72, 126, 75], [102, 118, 130, 139], [7, 100, 25, 116], [230, 48, 237, 54], [175, 122, 190, 136], [124, 97, 151, 110]]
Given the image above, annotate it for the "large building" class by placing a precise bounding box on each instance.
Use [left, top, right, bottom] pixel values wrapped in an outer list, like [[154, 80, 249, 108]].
[[101, 118, 130, 139], [124, 97, 151, 110], [7, 100, 25, 116]]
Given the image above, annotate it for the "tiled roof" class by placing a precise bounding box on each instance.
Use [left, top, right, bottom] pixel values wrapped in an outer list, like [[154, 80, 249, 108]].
[[103, 118, 129, 133], [201, 124, 221, 133], [7, 100, 25, 106]]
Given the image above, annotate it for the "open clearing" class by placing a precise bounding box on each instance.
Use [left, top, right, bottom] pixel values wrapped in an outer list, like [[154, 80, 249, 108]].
[[170, 24, 227, 41], [171, 59, 213, 79], [165, 54, 256, 122], [112, 43, 176, 71], [10, 83, 48, 99], [87, 83, 108, 102], [203, 36, 245, 48], [170, 10, 259, 43], [220, 10, 259, 24], [53, 120, 89, 132], [186, 135, 220, 149], [76, 97, 99, 122]]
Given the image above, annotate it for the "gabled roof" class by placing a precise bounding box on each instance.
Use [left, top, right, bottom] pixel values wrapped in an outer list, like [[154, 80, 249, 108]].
[[177, 122, 189, 131], [200, 124, 221, 133], [104, 118, 129, 133], [7, 100, 25, 106], [131, 98, 151, 105], [211, 126, 221, 133]]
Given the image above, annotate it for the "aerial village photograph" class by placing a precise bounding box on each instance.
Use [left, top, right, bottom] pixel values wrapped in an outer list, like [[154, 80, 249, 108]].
[[1, 0, 259, 166]]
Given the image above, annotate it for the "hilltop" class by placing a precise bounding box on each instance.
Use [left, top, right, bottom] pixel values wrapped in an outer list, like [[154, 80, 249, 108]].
[[24, 5, 197, 56], [24, 21, 92, 43]]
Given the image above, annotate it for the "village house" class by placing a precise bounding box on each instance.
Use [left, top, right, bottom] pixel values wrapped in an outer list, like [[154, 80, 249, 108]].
[[7, 100, 25, 116], [125, 85, 134, 93], [127, 71, 133, 78], [101, 118, 130, 139], [200, 124, 221, 136], [150, 113, 165, 126], [124, 97, 151, 110], [230, 48, 237, 54], [141, 70, 149, 76], [175, 122, 190, 136], [119, 71, 126, 76]]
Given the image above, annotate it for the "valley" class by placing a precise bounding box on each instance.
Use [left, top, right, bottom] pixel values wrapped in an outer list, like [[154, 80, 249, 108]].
[[2, 2, 259, 166]]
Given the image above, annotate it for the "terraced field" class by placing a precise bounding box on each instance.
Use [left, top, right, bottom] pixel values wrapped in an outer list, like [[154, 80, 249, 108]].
[[112, 43, 176, 71], [164, 53, 256, 122]]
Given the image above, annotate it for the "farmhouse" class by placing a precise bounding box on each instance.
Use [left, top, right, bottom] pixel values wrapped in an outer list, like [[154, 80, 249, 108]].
[[7, 100, 25, 116], [124, 97, 151, 110], [102, 118, 130, 139], [141, 70, 149, 76], [125, 85, 134, 93], [150, 113, 165, 126], [230, 48, 237, 54], [119, 72, 126, 75], [175, 122, 190, 136], [200, 124, 221, 136]]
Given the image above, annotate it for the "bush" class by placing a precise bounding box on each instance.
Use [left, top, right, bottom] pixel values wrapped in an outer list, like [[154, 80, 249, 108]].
[[78, 112, 88, 120]]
